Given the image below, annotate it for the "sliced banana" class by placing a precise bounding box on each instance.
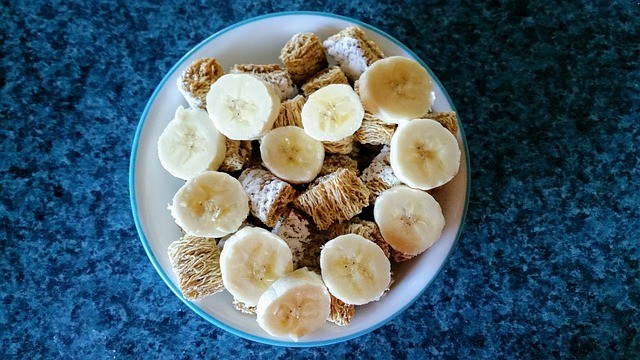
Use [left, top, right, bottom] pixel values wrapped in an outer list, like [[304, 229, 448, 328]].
[[373, 185, 445, 256], [256, 268, 331, 341], [320, 234, 390, 305], [206, 73, 281, 140], [220, 227, 293, 307], [170, 171, 249, 238], [260, 126, 325, 184], [358, 56, 435, 124], [390, 118, 461, 190], [301, 84, 364, 142], [157, 106, 226, 180]]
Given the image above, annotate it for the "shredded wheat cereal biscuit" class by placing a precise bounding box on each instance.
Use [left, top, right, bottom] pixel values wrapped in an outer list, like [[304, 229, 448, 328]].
[[219, 139, 252, 173], [323, 26, 385, 81], [177, 58, 224, 109], [301, 66, 349, 96], [421, 111, 459, 136], [328, 293, 355, 326], [230, 63, 294, 101], [280, 32, 328, 84], [272, 209, 327, 269], [319, 154, 359, 176], [323, 135, 354, 155], [239, 167, 297, 227], [294, 169, 369, 230], [353, 112, 397, 145], [167, 235, 224, 300], [360, 146, 401, 203], [233, 298, 257, 315], [273, 94, 306, 128]]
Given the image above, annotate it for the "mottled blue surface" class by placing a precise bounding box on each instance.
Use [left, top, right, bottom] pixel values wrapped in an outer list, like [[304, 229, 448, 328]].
[[1, 0, 639, 358]]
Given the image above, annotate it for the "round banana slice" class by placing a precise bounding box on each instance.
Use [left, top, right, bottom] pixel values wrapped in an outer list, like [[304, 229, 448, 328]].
[[374, 185, 445, 256], [170, 171, 249, 238], [358, 56, 434, 124], [260, 126, 325, 184], [206, 73, 281, 140], [220, 227, 293, 307], [320, 234, 390, 305], [301, 84, 364, 142], [257, 268, 331, 341], [390, 118, 461, 190], [157, 106, 226, 180]]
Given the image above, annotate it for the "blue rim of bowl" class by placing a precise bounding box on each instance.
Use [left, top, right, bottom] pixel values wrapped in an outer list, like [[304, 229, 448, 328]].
[[129, 10, 470, 347]]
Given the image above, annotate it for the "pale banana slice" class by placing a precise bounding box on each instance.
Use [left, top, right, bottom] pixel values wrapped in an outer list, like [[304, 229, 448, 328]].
[[260, 126, 325, 184], [170, 171, 249, 238], [301, 84, 364, 142], [206, 73, 281, 140], [220, 227, 293, 307], [157, 106, 226, 180], [373, 185, 445, 256], [358, 56, 435, 124], [320, 234, 390, 305], [390, 118, 461, 190], [256, 268, 331, 341]]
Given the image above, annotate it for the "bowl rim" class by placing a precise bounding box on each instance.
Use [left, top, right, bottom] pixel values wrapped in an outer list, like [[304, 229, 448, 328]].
[[129, 10, 471, 347]]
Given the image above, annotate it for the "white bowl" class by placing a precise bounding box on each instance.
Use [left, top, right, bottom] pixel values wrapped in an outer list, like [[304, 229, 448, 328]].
[[129, 11, 470, 346]]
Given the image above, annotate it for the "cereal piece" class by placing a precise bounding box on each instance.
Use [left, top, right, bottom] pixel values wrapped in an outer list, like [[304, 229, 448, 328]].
[[167, 235, 224, 300], [239, 167, 297, 227], [301, 66, 349, 96], [273, 94, 306, 128], [272, 209, 326, 269], [233, 298, 257, 315], [353, 112, 397, 145], [294, 169, 369, 230], [328, 218, 390, 258], [323, 26, 385, 81], [422, 112, 459, 136], [177, 58, 224, 109], [391, 250, 415, 263], [280, 32, 328, 84], [219, 139, 252, 173], [323, 136, 354, 155], [328, 293, 355, 326], [319, 154, 359, 176], [360, 146, 401, 203], [231, 63, 294, 101]]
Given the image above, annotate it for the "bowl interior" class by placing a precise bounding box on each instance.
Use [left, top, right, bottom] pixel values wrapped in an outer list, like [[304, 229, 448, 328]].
[[130, 12, 469, 346]]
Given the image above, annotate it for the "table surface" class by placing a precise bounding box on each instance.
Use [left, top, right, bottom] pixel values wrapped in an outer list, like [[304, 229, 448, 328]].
[[2, 1, 639, 358]]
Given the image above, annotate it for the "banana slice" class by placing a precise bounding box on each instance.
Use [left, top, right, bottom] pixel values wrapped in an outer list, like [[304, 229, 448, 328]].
[[358, 56, 435, 124], [206, 73, 281, 140], [220, 227, 293, 307], [390, 118, 461, 190], [260, 126, 325, 184], [320, 234, 390, 305], [301, 84, 364, 142], [256, 268, 331, 341], [157, 106, 226, 180], [170, 171, 249, 238], [373, 185, 445, 256]]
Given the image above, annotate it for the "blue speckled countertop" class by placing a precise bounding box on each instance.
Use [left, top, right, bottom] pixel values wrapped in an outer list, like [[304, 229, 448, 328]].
[[1, 1, 639, 358]]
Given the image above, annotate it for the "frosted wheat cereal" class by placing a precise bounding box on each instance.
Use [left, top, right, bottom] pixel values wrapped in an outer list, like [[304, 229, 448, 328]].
[[168, 235, 224, 300], [294, 169, 369, 230], [323, 26, 385, 81], [177, 58, 224, 109], [300, 66, 349, 96], [360, 146, 401, 203], [238, 167, 297, 227], [280, 32, 328, 84]]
